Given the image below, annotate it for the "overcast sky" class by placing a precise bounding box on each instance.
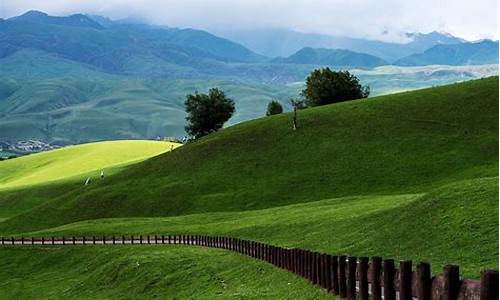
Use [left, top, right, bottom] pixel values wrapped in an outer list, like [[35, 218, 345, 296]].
[[0, 0, 498, 42]]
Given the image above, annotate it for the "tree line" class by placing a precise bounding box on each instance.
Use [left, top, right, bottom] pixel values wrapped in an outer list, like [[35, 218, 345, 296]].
[[184, 68, 369, 139]]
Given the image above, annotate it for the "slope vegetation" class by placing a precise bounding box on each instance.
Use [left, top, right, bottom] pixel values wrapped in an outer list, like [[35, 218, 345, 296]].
[[0, 246, 331, 299], [0, 140, 179, 190], [1, 77, 497, 233]]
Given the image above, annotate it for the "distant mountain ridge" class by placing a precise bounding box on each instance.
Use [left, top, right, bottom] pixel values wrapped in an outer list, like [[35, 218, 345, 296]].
[[0, 11, 498, 143], [214, 28, 467, 61], [9, 10, 104, 29], [395, 40, 499, 66], [1, 10, 265, 76], [274, 47, 388, 68]]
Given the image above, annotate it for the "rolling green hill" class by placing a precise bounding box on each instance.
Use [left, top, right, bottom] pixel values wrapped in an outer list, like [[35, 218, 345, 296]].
[[0, 78, 497, 298], [0, 140, 179, 190], [1, 77, 497, 234]]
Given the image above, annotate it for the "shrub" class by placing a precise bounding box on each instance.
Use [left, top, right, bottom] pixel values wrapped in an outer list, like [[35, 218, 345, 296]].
[[302, 68, 369, 107], [266, 100, 283, 116]]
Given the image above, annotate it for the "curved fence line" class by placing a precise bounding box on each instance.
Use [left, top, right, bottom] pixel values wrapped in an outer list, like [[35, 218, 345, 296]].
[[1, 235, 497, 300]]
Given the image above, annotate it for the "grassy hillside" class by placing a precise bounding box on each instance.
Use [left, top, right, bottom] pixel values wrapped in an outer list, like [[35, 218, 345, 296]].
[[0, 140, 179, 190], [17, 176, 498, 278], [0, 78, 497, 298], [0, 246, 331, 300], [0, 77, 497, 233]]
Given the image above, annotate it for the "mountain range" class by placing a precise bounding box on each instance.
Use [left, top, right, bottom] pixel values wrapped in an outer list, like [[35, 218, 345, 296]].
[[0, 10, 498, 144], [215, 28, 468, 60]]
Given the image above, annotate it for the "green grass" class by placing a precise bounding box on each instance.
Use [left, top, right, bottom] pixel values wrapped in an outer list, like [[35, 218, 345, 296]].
[[15, 176, 498, 279], [0, 140, 180, 190], [0, 78, 497, 297], [0, 246, 332, 299], [2, 77, 496, 233], [1, 64, 497, 144]]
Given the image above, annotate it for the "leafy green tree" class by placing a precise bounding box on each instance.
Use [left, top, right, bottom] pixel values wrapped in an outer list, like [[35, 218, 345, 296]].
[[302, 68, 369, 107], [266, 100, 283, 116], [185, 88, 235, 139]]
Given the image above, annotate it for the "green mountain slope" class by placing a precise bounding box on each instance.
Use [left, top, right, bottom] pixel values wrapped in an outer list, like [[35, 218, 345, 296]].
[[1, 77, 497, 233], [275, 47, 388, 67], [395, 40, 499, 66]]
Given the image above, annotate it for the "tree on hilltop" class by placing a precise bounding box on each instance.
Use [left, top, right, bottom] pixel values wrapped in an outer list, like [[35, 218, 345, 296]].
[[302, 68, 369, 107], [266, 100, 283, 116], [185, 88, 235, 139]]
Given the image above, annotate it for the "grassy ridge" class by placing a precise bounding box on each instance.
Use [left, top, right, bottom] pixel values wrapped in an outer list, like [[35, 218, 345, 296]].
[[0, 140, 179, 190], [2, 77, 495, 233]]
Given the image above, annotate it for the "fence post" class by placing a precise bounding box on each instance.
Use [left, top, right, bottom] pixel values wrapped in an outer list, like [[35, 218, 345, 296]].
[[359, 257, 369, 300], [93, 236, 96, 245], [347, 256, 357, 300], [371, 257, 382, 300], [31, 237, 34, 245], [83, 236, 86, 245], [383, 259, 396, 300], [296, 249, 302, 276], [324, 254, 332, 291], [443, 265, 460, 300], [320, 254, 330, 291], [131, 235, 134, 244], [102, 236, 106, 245], [112, 236, 115, 245], [21, 237, 24, 245], [73, 236, 76, 245], [417, 262, 431, 300], [306, 250, 313, 281], [314, 252, 321, 285], [338, 255, 347, 298], [331, 255, 339, 294], [400, 261, 413, 300], [11, 237, 14, 245], [52, 236, 55, 245], [480, 270, 499, 300], [62, 236, 66, 245], [42, 237, 45, 245]]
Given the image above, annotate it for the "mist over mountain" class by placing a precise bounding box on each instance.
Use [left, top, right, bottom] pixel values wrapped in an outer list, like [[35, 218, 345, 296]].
[[0, 11, 497, 143], [214, 28, 467, 61], [395, 40, 499, 66]]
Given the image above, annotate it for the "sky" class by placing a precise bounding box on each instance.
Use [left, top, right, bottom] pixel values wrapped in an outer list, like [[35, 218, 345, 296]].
[[0, 0, 498, 42]]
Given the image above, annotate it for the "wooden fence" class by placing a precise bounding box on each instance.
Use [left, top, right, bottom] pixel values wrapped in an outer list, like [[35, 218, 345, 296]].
[[1, 235, 497, 300]]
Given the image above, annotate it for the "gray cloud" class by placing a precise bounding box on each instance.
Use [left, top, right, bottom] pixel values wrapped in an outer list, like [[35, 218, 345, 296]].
[[0, 0, 497, 41]]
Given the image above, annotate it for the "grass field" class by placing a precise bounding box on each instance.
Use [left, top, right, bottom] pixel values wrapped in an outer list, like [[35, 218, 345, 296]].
[[0, 140, 180, 190], [0, 246, 332, 300], [2, 77, 496, 231], [0, 77, 497, 298]]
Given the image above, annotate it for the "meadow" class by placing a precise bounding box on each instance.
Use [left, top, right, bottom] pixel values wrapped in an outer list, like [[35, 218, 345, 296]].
[[0, 77, 497, 299]]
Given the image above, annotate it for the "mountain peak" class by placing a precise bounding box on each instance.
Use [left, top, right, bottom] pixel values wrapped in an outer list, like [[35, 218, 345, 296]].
[[20, 10, 48, 18], [9, 10, 103, 30]]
